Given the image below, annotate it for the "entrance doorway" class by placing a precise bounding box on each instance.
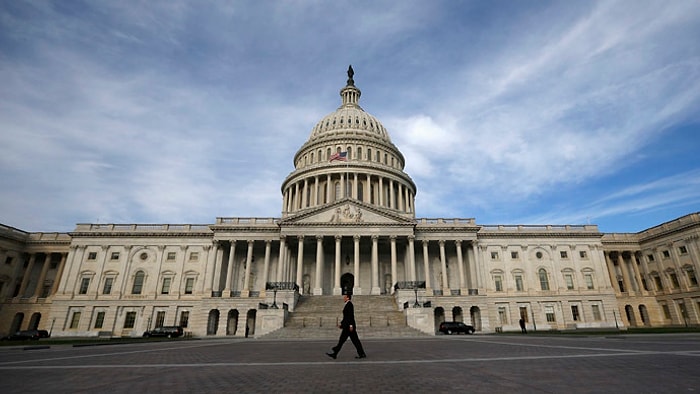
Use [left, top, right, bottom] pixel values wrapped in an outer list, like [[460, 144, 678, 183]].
[[340, 273, 354, 295]]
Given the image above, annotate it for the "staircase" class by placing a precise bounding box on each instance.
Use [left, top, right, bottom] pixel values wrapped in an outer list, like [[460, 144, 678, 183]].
[[259, 295, 429, 339]]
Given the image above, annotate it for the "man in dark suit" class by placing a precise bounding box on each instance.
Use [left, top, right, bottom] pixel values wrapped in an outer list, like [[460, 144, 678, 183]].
[[326, 293, 366, 359]]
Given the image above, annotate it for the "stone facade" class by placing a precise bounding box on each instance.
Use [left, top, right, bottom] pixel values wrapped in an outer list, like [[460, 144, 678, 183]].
[[1, 70, 699, 337]]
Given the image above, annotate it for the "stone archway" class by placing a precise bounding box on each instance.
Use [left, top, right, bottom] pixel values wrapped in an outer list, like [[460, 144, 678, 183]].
[[246, 309, 256, 337], [638, 305, 650, 326], [625, 305, 637, 327], [207, 310, 220, 335], [340, 273, 354, 295], [434, 307, 445, 334], [10, 313, 24, 333], [227, 309, 239, 335], [470, 306, 482, 331], [28, 312, 42, 330], [452, 306, 463, 322]]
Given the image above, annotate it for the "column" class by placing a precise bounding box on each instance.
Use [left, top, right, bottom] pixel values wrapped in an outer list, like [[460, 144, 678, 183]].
[[629, 252, 644, 293], [17, 253, 36, 297], [51, 253, 67, 295], [378, 177, 384, 207], [422, 240, 432, 294], [340, 173, 346, 199], [604, 252, 620, 292], [390, 236, 397, 293], [326, 174, 331, 203], [276, 236, 286, 282], [296, 236, 305, 294], [211, 242, 224, 293], [314, 176, 320, 206], [224, 241, 237, 293], [408, 235, 416, 281], [456, 240, 466, 294], [617, 252, 633, 293], [398, 184, 404, 211], [261, 240, 272, 295], [334, 235, 342, 295], [33, 253, 52, 298], [314, 236, 324, 295], [389, 179, 395, 209], [353, 173, 358, 199], [242, 240, 254, 297], [365, 174, 371, 203], [353, 235, 361, 295], [371, 235, 380, 294], [439, 240, 449, 294]]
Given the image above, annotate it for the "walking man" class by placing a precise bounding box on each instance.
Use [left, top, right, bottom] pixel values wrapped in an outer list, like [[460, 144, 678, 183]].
[[326, 293, 366, 359]]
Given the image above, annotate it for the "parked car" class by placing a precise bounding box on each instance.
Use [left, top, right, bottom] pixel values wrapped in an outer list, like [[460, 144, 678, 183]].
[[142, 326, 184, 338], [439, 321, 475, 335], [1, 329, 48, 341]]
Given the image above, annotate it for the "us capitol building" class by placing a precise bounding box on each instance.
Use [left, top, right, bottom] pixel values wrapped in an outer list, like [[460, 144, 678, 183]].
[[1, 68, 699, 338]]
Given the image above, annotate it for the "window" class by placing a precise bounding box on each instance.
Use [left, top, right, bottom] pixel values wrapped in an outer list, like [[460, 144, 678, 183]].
[[155, 311, 165, 328], [539, 269, 550, 291], [167, 252, 176, 261], [494, 275, 503, 292], [132, 271, 145, 294], [545, 306, 556, 322], [679, 246, 688, 254], [110, 252, 120, 260], [579, 251, 588, 259], [571, 305, 580, 321], [688, 269, 698, 286], [661, 304, 671, 319], [490, 251, 499, 260], [189, 252, 199, 262], [103, 277, 114, 294], [185, 278, 195, 294], [124, 312, 136, 328], [647, 254, 655, 261], [79, 278, 90, 294], [161, 278, 171, 294], [564, 274, 574, 290], [87, 252, 97, 260], [584, 274, 594, 290], [4, 256, 12, 265], [498, 307, 508, 324], [536, 251, 543, 259], [662, 250, 670, 258], [180, 311, 190, 328], [519, 307, 528, 322], [70, 311, 81, 329], [591, 305, 601, 321], [511, 251, 519, 259], [94, 312, 105, 329], [515, 275, 524, 291], [670, 273, 680, 289], [560, 251, 568, 259], [654, 276, 663, 290]]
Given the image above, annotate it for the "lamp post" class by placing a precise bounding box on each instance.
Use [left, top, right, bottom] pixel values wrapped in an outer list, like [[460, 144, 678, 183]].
[[271, 286, 279, 309], [413, 287, 420, 308]]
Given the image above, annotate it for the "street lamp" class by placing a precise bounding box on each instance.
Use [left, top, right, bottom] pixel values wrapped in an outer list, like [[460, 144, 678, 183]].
[[271, 286, 279, 309], [413, 287, 420, 308]]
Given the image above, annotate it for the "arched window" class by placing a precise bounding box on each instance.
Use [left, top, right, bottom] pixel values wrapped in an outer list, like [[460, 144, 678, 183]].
[[358, 147, 363, 160], [132, 271, 145, 294], [347, 146, 352, 159], [539, 269, 550, 291], [310, 152, 314, 163], [367, 149, 372, 162]]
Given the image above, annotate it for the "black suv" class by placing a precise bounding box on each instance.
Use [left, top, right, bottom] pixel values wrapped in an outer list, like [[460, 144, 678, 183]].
[[142, 326, 184, 338], [439, 321, 475, 335]]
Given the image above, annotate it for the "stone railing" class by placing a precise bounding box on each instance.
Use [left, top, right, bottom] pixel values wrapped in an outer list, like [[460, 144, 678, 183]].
[[73, 223, 212, 233]]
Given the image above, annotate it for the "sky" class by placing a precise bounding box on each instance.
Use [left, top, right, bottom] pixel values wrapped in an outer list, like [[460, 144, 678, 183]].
[[1, 0, 699, 234]]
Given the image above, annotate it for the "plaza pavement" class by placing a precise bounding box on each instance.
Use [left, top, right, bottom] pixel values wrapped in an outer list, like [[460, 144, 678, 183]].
[[1, 333, 699, 393]]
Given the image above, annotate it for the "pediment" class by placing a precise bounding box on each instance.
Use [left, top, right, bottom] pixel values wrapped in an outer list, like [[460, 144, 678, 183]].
[[281, 199, 414, 226]]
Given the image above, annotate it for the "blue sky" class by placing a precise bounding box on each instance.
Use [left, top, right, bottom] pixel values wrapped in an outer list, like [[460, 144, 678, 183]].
[[1, 0, 699, 233]]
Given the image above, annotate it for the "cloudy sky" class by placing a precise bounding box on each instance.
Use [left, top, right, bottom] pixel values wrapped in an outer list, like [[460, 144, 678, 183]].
[[1, 1, 699, 234]]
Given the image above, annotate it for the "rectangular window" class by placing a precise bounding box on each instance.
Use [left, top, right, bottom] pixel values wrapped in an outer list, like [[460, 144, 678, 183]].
[[579, 251, 588, 259], [79, 278, 90, 294], [110, 252, 120, 260], [511, 251, 519, 259], [155, 311, 166, 328], [494, 275, 503, 292], [662, 304, 671, 319], [565, 274, 574, 290], [124, 312, 136, 328], [103, 277, 113, 294], [70, 311, 81, 329], [189, 252, 199, 262], [591, 305, 602, 321], [519, 307, 528, 322], [670, 273, 680, 289], [185, 278, 194, 294], [647, 254, 655, 261], [498, 306, 508, 324], [180, 311, 190, 328], [87, 252, 97, 260], [585, 274, 594, 289], [545, 306, 556, 322], [161, 278, 172, 294], [654, 276, 663, 290], [167, 252, 177, 261], [491, 251, 499, 260], [560, 251, 568, 259], [94, 312, 105, 329], [662, 250, 670, 258], [41, 285, 51, 298], [679, 245, 688, 254], [688, 270, 698, 286], [515, 275, 523, 291], [571, 305, 580, 321]]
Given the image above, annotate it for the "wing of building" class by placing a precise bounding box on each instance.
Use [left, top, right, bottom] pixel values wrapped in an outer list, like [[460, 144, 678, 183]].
[[1, 68, 699, 338]]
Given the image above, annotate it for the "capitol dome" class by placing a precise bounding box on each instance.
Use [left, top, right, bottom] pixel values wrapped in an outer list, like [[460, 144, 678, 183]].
[[281, 66, 416, 219]]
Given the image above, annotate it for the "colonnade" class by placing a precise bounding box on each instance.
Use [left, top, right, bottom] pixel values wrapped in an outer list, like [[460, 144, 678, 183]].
[[282, 172, 414, 214], [0, 251, 67, 299]]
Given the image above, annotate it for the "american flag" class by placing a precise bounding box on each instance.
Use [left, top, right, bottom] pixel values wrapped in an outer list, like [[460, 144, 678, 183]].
[[329, 151, 348, 162]]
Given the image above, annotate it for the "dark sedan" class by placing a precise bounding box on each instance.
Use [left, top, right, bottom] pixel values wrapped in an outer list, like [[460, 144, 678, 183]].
[[1, 329, 49, 341]]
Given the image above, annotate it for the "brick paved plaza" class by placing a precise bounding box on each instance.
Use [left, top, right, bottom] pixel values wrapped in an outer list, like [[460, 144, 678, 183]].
[[1, 334, 699, 393]]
